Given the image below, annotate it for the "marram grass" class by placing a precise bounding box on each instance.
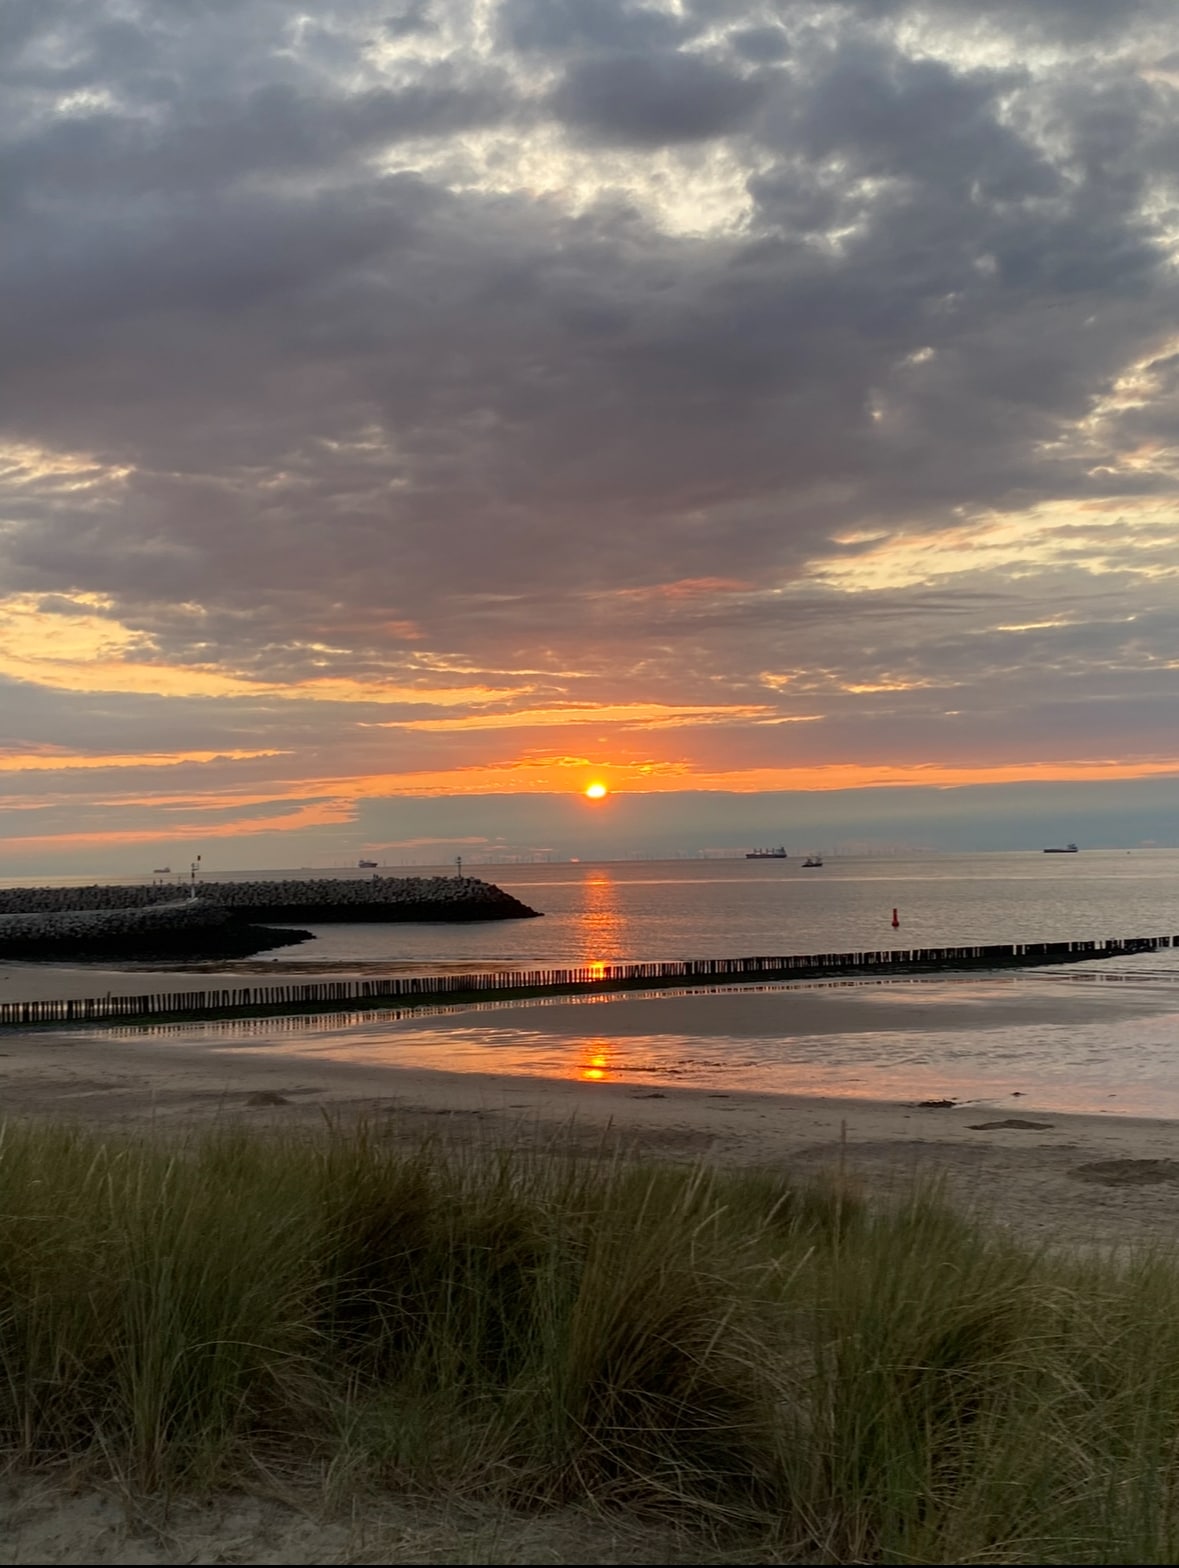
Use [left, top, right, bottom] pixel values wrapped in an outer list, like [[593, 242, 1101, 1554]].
[[3, 1119, 1179, 1561]]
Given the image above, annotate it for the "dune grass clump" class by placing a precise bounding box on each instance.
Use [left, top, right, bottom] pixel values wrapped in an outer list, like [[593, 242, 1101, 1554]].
[[5, 1120, 1179, 1560], [0, 1125, 322, 1487]]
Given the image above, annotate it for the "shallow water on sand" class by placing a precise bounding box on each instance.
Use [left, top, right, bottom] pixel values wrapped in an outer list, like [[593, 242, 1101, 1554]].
[[114, 954, 1179, 1120]]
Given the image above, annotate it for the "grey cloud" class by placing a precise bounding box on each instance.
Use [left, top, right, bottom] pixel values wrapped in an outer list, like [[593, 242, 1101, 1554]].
[[1048, 68, 1179, 195], [990, 206, 1161, 298], [0, 0, 1176, 736], [499, 0, 689, 56], [383, 1, 436, 38], [0, 677, 297, 763], [775, 41, 1052, 201], [729, 26, 791, 63], [549, 49, 765, 144], [4, 74, 516, 206], [841, 0, 1167, 45], [3, 0, 299, 106], [939, 0, 1170, 44], [0, 0, 68, 55]]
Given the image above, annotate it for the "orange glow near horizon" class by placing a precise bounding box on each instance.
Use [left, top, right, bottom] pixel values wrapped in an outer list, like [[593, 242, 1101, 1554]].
[[286, 753, 1179, 798], [14, 748, 1179, 805], [5, 751, 1179, 858], [2, 746, 1179, 859]]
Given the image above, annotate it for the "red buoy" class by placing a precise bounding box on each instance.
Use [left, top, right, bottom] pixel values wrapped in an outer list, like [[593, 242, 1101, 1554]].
[[892, 907, 899, 927]]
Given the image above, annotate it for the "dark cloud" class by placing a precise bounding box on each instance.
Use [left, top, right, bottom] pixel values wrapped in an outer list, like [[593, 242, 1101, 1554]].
[[0, 0, 1176, 857], [729, 26, 791, 63], [773, 42, 1050, 200], [499, 0, 689, 56], [549, 48, 765, 145], [4, 75, 515, 208]]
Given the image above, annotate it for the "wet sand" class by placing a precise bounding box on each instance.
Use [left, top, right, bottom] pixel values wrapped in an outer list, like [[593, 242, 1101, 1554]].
[[2, 967, 1179, 1253], [0, 959, 317, 1002]]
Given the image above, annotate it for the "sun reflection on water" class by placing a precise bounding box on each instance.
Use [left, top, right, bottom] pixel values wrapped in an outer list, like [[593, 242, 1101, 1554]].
[[580, 1041, 610, 1081], [578, 872, 628, 963]]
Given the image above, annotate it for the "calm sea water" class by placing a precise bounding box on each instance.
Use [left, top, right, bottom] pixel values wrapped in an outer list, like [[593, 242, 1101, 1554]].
[[20, 852, 1179, 1117], [13, 850, 1177, 969], [70, 848, 1179, 970]]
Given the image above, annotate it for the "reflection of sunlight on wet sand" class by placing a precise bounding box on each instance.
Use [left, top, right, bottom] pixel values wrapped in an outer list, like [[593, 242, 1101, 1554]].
[[580, 1040, 610, 1080], [201, 1008, 1179, 1114], [105, 968, 1179, 1118]]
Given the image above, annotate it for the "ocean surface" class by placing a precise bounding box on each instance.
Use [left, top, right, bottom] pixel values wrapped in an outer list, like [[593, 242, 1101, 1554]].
[[34, 848, 1176, 970], [15, 851, 1179, 1117]]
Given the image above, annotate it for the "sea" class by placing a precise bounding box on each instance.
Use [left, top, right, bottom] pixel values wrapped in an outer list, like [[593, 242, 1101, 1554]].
[[13, 850, 1179, 1117]]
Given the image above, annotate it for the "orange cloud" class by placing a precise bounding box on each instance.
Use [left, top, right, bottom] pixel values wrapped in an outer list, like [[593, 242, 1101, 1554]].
[[654, 758, 1179, 792], [0, 593, 531, 705], [389, 701, 773, 732], [0, 748, 284, 773], [610, 577, 753, 602]]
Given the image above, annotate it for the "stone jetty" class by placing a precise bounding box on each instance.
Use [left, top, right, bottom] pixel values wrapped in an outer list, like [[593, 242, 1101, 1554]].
[[0, 900, 313, 963], [0, 875, 541, 924]]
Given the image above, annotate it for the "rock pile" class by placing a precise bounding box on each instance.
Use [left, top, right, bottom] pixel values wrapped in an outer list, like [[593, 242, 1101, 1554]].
[[0, 875, 542, 923], [0, 900, 313, 963]]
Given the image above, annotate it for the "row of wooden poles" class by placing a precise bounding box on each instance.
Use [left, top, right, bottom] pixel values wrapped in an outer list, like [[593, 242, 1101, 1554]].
[[1, 933, 1174, 1027]]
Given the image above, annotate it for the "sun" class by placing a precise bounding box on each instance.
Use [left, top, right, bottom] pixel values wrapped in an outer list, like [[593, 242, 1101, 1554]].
[[584, 782, 608, 799]]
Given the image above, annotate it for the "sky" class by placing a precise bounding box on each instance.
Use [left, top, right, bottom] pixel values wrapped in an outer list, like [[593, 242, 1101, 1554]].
[[2, 0, 1178, 873]]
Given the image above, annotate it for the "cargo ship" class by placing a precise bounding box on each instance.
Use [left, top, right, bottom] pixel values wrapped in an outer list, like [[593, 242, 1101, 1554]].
[[1043, 843, 1078, 853], [746, 846, 787, 859]]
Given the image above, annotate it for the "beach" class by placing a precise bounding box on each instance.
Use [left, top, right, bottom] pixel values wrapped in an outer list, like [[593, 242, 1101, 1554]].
[[4, 960, 1179, 1255], [6, 959, 1179, 1562]]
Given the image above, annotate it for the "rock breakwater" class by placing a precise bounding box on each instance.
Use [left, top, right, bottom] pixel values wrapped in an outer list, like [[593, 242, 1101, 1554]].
[[0, 900, 313, 963], [0, 875, 541, 924]]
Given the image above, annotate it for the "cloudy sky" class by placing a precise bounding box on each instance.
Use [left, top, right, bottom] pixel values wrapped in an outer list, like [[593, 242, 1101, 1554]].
[[3, 0, 1178, 872]]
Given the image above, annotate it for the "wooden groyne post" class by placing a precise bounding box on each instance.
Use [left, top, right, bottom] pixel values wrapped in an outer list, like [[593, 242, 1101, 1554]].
[[1, 933, 1173, 1030]]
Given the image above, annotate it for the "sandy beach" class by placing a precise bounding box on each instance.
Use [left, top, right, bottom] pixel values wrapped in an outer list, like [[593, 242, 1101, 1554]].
[[5, 961, 1179, 1561], [4, 960, 1179, 1255]]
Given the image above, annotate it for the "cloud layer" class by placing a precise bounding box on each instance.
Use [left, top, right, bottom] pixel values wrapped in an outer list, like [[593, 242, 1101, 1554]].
[[2, 1, 1178, 866]]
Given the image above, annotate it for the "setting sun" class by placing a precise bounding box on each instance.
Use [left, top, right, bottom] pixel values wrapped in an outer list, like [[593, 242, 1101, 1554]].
[[585, 782, 608, 799]]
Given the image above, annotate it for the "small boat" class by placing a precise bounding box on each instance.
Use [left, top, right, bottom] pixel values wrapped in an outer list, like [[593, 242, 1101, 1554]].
[[1043, 843, 1078, 853], [802, 855, 823, 868], [746, 846, 787, 859], [358, 858, 379, 868]]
